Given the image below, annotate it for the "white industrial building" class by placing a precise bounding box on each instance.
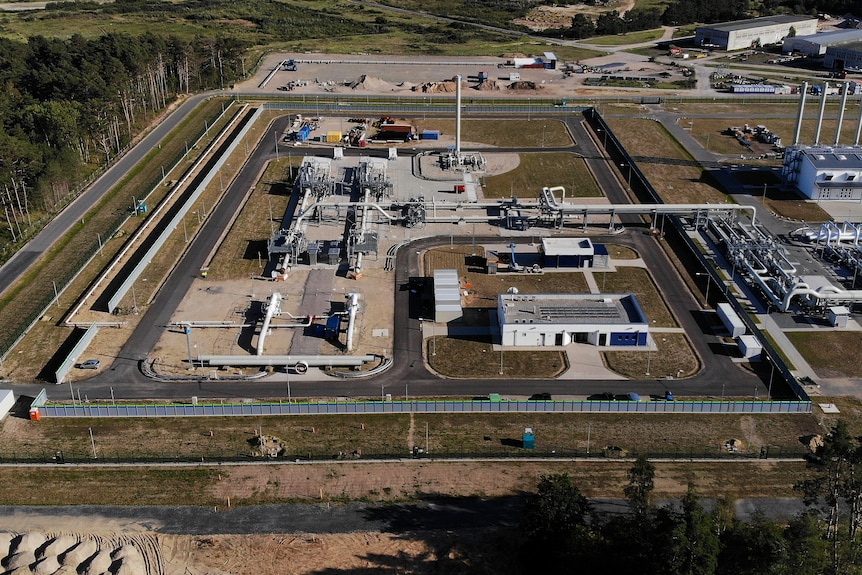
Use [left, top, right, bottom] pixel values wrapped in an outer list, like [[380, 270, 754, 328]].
[[695, 15, 817, 51], [783, 145, 862, 200], [497, 293, 649, 347], [781, 79, 862, 200], [825, 42, 862, 71], [783, 29, 862, 56]]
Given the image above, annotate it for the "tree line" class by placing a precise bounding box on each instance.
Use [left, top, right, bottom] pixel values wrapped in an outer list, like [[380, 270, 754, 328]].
[[0, 32, 245, 247], [520, 421, 862, 575]]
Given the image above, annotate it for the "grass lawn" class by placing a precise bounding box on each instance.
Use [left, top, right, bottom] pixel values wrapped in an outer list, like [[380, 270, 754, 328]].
[[1, 409, 820, 464], [606, 117, 728, 204], [603, 332, 698, 379], [601, 267, 677, 327], [785, 331, 862, 378], [415, 119, 573, 149], [426, 336, 567, 378], [586, 29, 666, 46], [483, 153, 602, 199]]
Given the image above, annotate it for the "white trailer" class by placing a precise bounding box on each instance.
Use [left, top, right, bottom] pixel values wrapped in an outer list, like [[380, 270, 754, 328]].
[[717, 303, 746, 338]]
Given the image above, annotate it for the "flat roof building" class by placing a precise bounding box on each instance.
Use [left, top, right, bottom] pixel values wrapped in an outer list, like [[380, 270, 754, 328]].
[[783, 29, 862, 55], [497, 293, 648, 347], [695, 15, 817, 51], [782, 145, 862, 201]]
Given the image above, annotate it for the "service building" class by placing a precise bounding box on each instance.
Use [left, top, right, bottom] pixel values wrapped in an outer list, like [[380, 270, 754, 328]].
[[695, 15, 817, 51], [497, 293, 649, 347], [782, 145, 862, 201]]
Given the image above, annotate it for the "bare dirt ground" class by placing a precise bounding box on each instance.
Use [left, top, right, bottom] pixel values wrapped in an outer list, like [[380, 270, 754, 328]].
[[513, 0, 636, 29]]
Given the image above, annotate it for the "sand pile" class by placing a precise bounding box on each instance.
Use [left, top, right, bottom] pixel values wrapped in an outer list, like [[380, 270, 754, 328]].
[[349, 75, 395, 91], [474, 79, 501, 91], [0, 533, 153, 575], [412, 80, 457, 94]]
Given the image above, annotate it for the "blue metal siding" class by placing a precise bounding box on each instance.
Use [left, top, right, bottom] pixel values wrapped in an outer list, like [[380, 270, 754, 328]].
[[610, 332, 647, 346]]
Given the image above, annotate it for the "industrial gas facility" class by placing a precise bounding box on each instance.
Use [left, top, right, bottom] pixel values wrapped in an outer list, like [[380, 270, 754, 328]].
[[14, 57, 862, 414]]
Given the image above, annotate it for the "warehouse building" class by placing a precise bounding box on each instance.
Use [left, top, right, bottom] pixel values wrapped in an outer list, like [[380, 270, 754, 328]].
[[825, 42, 862, 71], [783, 29, 862, 56], [497, 293, 649, 347], [695, 15, 817, 51]]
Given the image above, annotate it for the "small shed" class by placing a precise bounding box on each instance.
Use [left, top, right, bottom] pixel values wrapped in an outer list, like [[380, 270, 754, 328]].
[[737, 334, 762, 359], [828, 306, 850, 327], [542, 237, 595, 268]]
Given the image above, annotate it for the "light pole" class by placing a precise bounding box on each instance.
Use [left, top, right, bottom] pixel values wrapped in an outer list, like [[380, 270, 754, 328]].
[[287, 365, 291, 402], [586, 422, 592, 454], [184, 325, 194, 370], [499, 345, 504, 375], [542, 125, 546, 148], [696, 272, 711, 306], [645, 339, 651, 376], [765, 353, 775, 398], [620, 163, 631, 188]]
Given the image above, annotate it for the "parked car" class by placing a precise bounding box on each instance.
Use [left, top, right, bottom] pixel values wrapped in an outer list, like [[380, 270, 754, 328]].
[[616, 392, 641, 401], [77, 359, 100, 370], [587, 392, 616, 401], [529, 393, 552, 401]]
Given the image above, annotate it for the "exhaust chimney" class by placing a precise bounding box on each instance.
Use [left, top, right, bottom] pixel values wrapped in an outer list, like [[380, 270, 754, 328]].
[[455, 74, 462, 159], [835, 82, 849, 146], [793, 81, 808, 146], [814, 82, 829, 146]]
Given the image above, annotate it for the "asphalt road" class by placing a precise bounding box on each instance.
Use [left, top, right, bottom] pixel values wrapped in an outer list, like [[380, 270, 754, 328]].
[[0, 93, 213, 300]]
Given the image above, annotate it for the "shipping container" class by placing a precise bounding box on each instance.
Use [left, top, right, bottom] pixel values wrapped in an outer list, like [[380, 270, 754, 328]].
[[732, 84, 777, 94], [421, 130, 440, 140], [326, 131, 343, 143], [717, 303, 746, 338], [295, 125, 311, 141]]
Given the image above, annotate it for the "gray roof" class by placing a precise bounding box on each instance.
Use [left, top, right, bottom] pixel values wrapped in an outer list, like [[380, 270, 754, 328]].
[[499, 293, 647, 326], [700, 15, 815, 33], [789, 29, 862, 45], [799, 146, 862, 168]]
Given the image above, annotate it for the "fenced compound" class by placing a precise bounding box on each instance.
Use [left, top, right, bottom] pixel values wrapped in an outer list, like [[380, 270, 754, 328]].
[[36, 398, 812, 418]]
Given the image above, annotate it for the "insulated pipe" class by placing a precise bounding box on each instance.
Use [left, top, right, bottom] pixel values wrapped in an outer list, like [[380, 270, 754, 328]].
[[793, 81, 808, 146], [814, 82, 829, 145], [835, 83, 850, 146], [256, 292, 282, 355], [345, 292, 360, 352], [455, 74, 462, 158]]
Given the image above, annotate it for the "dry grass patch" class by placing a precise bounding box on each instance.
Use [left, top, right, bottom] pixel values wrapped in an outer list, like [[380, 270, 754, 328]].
[[602, 332, 698, 379], [483, 152, 601, 199], [415, 119, 573, 149], [606, 118, 728, 204], [764, 196, 830, 222], [426, 336, 566, 378], [208, 158, 298, 280], [785, 331, 862, 378], [601, 266, 676, 327]]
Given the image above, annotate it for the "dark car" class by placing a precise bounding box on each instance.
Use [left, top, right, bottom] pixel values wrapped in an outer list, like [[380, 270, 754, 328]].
[[587, 392, 616, 401], [529, 393, 552, 401]]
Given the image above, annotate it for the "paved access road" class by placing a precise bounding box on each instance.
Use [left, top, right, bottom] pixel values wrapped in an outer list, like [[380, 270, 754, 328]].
[[0, 93, 213, 300]]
